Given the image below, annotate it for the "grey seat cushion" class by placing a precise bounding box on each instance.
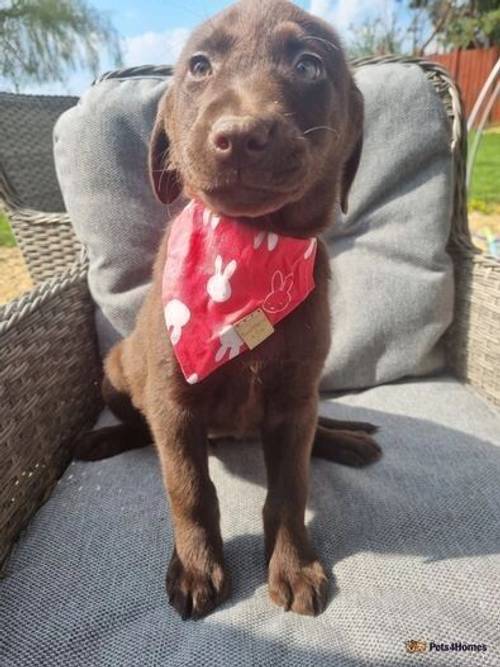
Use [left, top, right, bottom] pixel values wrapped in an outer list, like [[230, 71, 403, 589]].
[[2, 378, 499, 666], [54, 63, 454, 391]]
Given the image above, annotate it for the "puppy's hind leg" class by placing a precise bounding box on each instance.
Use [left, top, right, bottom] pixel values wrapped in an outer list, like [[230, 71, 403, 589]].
[[312, 416, 382, 467], [73, 342, 152, 461]]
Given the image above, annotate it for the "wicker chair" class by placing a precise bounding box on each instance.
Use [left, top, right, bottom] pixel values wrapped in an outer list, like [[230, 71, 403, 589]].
[[0, 92, 81, 284], [0, 57, 499, 573]]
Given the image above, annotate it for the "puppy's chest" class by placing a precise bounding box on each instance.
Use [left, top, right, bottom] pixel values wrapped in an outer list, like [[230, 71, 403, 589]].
[[206, 361, 265, 438], [203, 316, 315, 438]]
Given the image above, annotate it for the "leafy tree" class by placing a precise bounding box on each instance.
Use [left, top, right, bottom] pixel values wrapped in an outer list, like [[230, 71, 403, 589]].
[[409, 0, 500, 50], [346, 1, 431, 58], [348, 13, 406, 58], [347, 0, 499, 57], [0, 0, 122, 91]]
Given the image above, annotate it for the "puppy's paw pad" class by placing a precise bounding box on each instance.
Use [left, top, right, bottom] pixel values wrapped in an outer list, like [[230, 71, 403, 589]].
[[268, 558, 328, 616], [73, 430, 116, 461], [345, 433, 382, 466], [166, 549, 230, 620]]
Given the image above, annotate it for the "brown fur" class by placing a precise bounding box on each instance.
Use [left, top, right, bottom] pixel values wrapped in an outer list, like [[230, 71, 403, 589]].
[[76, 0, 381, 619]]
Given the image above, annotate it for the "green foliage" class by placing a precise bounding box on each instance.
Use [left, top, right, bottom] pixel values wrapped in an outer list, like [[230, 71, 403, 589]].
[[469, 131, 500, 205], [348, 0, 500, 56], [0, 0, 122, 90], [469, 197, 494, 213], [0, 211, 16, 247], [409, 0, 500, 50]]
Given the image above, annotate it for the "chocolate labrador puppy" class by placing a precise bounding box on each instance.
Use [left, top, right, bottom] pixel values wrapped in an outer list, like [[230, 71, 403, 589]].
[[76, 0, 381, 619]]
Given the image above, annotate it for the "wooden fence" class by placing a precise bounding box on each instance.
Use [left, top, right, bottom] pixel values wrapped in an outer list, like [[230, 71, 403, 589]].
[[427, 47, 499, 124]]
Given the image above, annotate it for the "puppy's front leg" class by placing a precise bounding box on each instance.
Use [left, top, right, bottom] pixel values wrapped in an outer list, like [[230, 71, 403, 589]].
[[151, 402, 230, 619], [262, 396, 328, 616]]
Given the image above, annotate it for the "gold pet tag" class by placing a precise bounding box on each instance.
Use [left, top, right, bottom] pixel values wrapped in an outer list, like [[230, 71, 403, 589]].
[[234, 309, 275, 350]]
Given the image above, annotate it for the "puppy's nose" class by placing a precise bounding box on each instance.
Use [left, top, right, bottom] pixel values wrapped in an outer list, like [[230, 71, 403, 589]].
[[210, 116, 275, 163]]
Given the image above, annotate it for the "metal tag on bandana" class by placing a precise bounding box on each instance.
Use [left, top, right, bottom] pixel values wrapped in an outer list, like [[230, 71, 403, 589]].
[[234, 308, 275, 350]]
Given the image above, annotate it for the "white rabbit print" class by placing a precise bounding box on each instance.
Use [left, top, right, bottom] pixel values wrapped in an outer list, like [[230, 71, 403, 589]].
[[263, 271, 294, 314], [202, 208, 222, 230], [164, 299, 191, 345], [304, 237, 317, 260], [215, 326, 244, 362], [253, 230, 279, 251], [207, 255, 237, 303]]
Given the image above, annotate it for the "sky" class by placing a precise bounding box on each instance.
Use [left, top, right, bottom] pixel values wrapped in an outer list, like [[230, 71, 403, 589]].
[[4, 0, 409, 95]]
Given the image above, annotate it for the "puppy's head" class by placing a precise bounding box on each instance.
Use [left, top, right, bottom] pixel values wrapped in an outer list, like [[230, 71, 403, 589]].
[[150, 0, 363, 234]]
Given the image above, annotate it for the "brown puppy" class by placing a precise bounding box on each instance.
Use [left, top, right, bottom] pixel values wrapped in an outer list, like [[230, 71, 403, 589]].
[[78, 0, 382, 619]]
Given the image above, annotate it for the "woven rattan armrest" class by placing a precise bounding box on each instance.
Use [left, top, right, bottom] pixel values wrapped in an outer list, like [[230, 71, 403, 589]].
[[445, 249, 500, 408], [0, 260, 102, 570], [0, 92, 81, 284], [7, 208, 81, 285]]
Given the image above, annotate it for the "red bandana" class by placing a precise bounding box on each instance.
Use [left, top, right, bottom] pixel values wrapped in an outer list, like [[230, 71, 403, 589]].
[[162, 201, 317, 384]]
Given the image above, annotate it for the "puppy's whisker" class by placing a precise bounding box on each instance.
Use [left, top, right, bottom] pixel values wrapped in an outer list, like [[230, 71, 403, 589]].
[[158, 167, 168, 201], [155, 150, 178, 210], [303, 126, 340, 140]]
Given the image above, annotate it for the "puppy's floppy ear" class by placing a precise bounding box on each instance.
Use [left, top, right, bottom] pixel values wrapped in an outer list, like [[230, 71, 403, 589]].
[[149, 90, 182, 204], [340, 82, 364, 215]]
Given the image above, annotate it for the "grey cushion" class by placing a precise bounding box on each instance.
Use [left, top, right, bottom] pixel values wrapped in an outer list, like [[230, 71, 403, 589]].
[[323, 64, 453, 389], [54, 75, 183, 355], [54, 63, 453, 389], [2, 378, 499, 666]]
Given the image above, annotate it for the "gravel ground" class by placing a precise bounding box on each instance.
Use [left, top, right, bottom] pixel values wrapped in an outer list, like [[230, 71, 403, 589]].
[[0, 247, 33, 304]]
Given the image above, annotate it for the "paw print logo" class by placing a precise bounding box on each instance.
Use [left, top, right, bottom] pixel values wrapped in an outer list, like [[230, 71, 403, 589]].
[[405, 641, 427, 654], [207, 255, 237, 303]]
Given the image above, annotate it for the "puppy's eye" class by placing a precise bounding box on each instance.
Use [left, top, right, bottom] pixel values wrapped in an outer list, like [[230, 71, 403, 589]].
[[294, 54, 324, 81], [189, 54, 212, 79]]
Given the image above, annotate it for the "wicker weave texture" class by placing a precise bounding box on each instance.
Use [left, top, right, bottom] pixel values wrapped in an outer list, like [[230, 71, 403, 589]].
[[447, 254, 500, 407], [0, 93, 81, 285], [0, 93, 78, 212], [8, 209, 81, 284], [0, 262, 102, 568]]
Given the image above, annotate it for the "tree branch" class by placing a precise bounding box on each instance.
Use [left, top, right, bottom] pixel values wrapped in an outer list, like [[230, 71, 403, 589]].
[[417, 0, 454, 54]]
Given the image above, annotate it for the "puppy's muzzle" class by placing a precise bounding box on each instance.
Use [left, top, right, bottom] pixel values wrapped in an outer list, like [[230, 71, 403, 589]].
[[209, 114, 279, 168]]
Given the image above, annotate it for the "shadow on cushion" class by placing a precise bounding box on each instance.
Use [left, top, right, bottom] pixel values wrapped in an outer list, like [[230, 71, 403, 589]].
[[1, 378, 499, 666]]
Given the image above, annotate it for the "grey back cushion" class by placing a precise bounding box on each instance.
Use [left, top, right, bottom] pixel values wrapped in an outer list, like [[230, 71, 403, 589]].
[[54, 63, 454, 391]]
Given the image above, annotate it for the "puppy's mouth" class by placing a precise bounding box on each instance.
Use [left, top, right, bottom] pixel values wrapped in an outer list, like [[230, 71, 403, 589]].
[[186, 167, 306, 218]]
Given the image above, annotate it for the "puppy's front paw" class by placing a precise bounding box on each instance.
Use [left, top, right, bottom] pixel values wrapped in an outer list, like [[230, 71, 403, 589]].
[[166, 548, 231, 620], [268, 554, 328, 616]]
